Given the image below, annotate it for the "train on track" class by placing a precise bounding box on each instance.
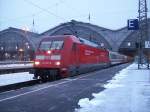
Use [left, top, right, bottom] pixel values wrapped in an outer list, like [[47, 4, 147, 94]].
[[33, 35, 131, 80]]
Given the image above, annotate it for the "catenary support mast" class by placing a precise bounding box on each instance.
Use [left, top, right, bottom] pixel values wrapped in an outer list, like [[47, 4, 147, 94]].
[[138, 0, 149, 69]]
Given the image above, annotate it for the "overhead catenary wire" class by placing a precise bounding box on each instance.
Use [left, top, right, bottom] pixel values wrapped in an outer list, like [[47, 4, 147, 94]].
[[1, 0, 149, 24], [20, 0, 79, 37], [1, 0, 149, 38], [58, 0, 88, 17], [0, 0, 64, 23], [23, 0, 66, 21]]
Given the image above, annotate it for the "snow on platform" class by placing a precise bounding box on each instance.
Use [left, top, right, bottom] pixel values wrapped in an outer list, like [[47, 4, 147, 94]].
[[0, 72, 34, 86], [76, 63, 150, 112]]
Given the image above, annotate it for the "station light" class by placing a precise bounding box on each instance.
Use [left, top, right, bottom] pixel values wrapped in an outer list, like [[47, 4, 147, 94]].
[[22, 26, 30, 31], [0, 46, 4, 50], [16, 46, 18, 50], [27, 45, 30, 49], [127, 42, 131, 46], [19, 48, 24, 52]]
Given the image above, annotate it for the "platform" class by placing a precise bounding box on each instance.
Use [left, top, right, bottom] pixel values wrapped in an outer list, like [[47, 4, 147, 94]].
[[76, 63, 150, 112]]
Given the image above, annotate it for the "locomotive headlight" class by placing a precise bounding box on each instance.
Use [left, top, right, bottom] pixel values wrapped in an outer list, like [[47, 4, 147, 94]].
[[55, 61, 61, 66], [47, 50, 51, 54], [35, 61, 40, 65]]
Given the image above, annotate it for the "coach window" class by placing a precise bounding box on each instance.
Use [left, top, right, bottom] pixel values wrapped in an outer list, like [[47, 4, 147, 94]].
[[110, 54, 116, 59]]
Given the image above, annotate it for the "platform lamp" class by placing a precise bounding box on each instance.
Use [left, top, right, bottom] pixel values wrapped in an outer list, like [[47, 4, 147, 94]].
[[22, 26, 29, 61]]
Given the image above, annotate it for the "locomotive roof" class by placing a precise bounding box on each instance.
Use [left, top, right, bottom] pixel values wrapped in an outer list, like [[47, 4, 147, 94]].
[[41, 35, 99, 46], [79, 37, 99, 48], [40, 35, 80, 43]]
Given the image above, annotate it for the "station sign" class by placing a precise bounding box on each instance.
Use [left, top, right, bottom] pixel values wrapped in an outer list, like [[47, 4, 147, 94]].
[[127, 19, 139, 30], [145, 41, 150, 48]]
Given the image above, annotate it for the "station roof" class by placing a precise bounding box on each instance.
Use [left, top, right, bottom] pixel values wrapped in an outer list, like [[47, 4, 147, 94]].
[[0, 18, 149, 51], [0, 27, 40, 49], [41, 20, 134, 51]]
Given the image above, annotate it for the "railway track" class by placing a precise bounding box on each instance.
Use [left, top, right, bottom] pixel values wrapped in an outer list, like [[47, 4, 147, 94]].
[[0, 68, 33, 75], [0, 61, 33, 75], [0, 74, 61, 93], [0, 80, 40, 93], [0, 63, 129, 93]]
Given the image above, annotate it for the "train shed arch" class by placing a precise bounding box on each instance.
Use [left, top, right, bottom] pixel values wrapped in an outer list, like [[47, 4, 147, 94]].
[[0, 27, 39, 61], [41, 20, 112, 50]]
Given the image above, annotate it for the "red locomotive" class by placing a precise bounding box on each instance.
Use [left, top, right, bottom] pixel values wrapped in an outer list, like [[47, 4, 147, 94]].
[[33, 35, 128, 80]]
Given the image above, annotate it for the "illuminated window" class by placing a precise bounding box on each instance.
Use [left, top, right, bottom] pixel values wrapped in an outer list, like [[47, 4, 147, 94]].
[[0, 46, 4, 50], [127, 42, 131, 46], [100, 43, 104, 47]]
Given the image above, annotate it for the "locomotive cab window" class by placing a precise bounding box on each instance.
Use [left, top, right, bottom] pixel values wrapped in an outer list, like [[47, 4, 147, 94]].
[[51, 41, 64, 50], [39, 41, 52, 51], [39, 41, 64, 50]]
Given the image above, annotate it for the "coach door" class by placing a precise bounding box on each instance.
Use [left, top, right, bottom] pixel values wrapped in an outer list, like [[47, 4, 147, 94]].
[[71, 43, 80, 75]]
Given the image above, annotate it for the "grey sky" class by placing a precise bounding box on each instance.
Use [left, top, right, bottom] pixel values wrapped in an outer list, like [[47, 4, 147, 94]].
[[0, 0, 150, 33]]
